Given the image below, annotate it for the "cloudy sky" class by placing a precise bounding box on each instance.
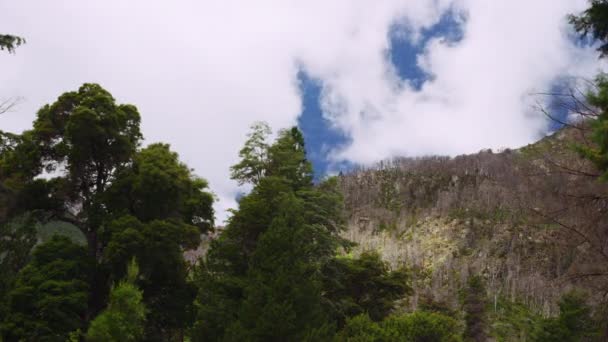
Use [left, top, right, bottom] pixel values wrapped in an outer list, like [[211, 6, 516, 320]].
[[0, 0, 604, 222]]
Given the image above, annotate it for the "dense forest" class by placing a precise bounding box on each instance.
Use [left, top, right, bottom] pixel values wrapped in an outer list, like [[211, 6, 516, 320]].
[[1, 1, 608, 341]]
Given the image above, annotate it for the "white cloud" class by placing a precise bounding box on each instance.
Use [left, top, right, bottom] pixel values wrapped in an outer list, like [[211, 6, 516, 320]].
[[0, 0, 602, 221]]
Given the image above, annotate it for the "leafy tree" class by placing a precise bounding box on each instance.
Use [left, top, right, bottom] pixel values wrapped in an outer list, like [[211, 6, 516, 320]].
[[334, 314, 384, 342], [16, 83, 144, 258], [266, 127, 313, 189], [87, 258, 146, 342], [104, 143, 214, 231], [103, 215, 200, 341], [0, 34, 25, 53], [463, 275, 487, 342], [534, 291, 599, 342], [193, 124, 346, 341], [1, 236, 94, 341], [322, 251, 410, 326], [230, 121, 272, 185], [570, 0, 608, 58], [224, 193, 337, 341], [100, 143, 213, 339]]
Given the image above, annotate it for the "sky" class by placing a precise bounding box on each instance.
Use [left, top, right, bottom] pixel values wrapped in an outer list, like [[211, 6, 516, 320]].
[[0, 0, 604, 222]]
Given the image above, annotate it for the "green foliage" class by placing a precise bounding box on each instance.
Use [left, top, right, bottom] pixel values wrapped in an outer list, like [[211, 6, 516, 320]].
[[230, 121, 272, 185], [0, 34, 25, 53], [266, 127, 314, 190], [87, 259, 146, 342], [575, 75, 608, 180], [335, 312, 462, 342], [570, 0, 608, 58], [105, 143, 214, 232], [1, 236, 93, 341], [488, 298, 542, 341], [224, 193, 336, 341], [334, 314, 385, 342], [534, 291, 600, 342], [26, 83, 143, 254], [0, 215, 37, 321], [322, 251, 410, 325], [0, 84, 213, 340], [193, 124, 346, 341], [103, 216, 199, 340]]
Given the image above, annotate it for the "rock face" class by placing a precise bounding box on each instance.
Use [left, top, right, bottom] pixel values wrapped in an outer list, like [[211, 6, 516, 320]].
[[339, 127, 608, 316]]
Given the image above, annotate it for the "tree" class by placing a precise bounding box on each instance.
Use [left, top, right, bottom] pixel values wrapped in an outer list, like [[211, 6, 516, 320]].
[[0, 34, 25, 53], [230, 121, 272, 185], [463, 275, 487, 342], [1, 236, 94, 341], [534, 291, 599, 341], [334, 314, 384, 342], [103, 215, 200, 341], [570, 0, 608, 58], [101, 143, 213, 340], [322, 251, 410, 326], [224, 193, 336, 341], [0, 84, 214, 339], [0, 214, 37, 325], [87, 258, 146, 342], [104, 143, 214, 231], [571, 75, 608, 180], [29, 83, 143, 258], [335, 312, 461, 342], [193, 124, 347, 341]]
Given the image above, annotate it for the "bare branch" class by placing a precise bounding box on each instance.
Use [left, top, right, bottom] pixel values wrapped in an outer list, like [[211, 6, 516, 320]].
[[0, 97, 23, 115]]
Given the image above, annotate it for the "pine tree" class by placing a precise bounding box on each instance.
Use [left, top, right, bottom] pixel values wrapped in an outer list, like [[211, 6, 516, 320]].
[[87, 259, 146, 342]]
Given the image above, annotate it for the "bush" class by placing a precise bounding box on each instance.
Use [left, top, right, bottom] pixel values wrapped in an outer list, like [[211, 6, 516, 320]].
[[335, 311, 462, 342]]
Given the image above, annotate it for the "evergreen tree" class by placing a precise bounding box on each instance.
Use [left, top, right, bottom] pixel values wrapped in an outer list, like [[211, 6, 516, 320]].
[[535, 291, 599, 342], [87, 259, 146, 342], [322, 251, 410, 326], [0, 236, 94, 341], [570, 0, 608, 58], [193, 124, 347, 341], [105, 217, 200, 340]]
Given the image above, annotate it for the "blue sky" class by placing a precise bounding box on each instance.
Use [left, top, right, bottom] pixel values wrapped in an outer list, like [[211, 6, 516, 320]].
[[1, 1, 599, 219], [298, 9, 467, 179]]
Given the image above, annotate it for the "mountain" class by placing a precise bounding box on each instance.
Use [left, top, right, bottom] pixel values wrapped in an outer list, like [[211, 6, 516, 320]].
[[338, 125, 608, 338]]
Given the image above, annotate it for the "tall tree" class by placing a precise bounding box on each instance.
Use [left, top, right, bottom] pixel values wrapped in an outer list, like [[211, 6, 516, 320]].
[[104, 143, 214, 231], [230, 121, 271, 186], [0, 84, 214, 339], [30, 83, 143, 258], [193, 124, 347, 341], [0, 236, 94, 341]]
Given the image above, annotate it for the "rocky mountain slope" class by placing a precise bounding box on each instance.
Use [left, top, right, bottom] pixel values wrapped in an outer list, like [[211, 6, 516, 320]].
[[338, 126, 608, 329]]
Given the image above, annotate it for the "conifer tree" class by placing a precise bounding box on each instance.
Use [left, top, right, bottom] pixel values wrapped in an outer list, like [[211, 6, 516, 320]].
[[87, 259, 146, 342]]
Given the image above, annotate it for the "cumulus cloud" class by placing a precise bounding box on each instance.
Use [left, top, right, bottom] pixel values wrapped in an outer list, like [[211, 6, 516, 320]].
[[0, 0, 602, 221]]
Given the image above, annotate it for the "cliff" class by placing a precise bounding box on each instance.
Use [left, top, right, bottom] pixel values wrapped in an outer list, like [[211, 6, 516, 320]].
[[338, 125, 608, 328]]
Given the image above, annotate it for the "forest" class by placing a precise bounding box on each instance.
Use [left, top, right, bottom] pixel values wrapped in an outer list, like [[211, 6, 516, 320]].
[[1, 1, 608, 341]]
